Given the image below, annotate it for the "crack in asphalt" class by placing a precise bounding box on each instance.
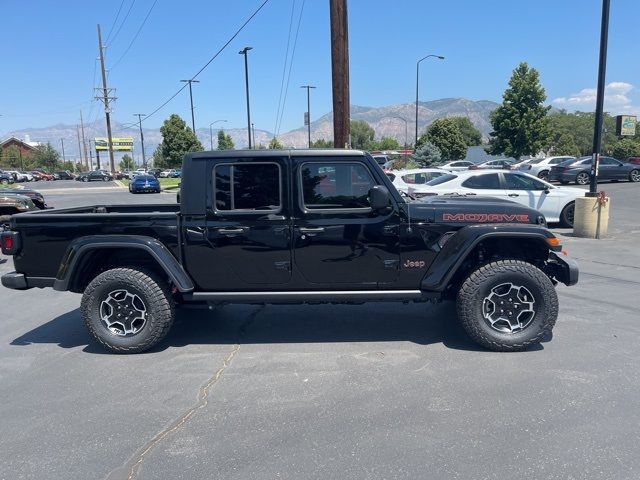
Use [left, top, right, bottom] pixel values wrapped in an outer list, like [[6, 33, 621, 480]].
[[105, 306, 264, 480], [573, 257, 640, 271]]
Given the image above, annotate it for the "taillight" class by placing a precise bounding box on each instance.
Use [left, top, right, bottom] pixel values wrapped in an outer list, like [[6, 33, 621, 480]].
[[1, 231, 20, 255]]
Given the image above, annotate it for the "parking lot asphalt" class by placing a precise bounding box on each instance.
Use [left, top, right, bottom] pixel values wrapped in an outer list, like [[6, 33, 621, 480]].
[[1, 183, 639, 479]]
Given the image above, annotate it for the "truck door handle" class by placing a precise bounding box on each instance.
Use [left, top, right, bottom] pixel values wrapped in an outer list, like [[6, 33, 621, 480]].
[[299, 227, 325, 234], [217, 227, 246, 235], [508, 193, 519, 197]]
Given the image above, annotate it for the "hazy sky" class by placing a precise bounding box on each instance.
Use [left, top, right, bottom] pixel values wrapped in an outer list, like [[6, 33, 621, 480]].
[[1, 0, 638, 135]]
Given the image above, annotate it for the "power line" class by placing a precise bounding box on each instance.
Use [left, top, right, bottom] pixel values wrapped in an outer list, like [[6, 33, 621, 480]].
[[107, 0, 138, 48], [121, 0, 271, 128], [276, 0, 306, 136], [107, 0, 136, 48], [104, 0, 127, 45], [273, 0, 297, 136], [110, 0, 159, 71]]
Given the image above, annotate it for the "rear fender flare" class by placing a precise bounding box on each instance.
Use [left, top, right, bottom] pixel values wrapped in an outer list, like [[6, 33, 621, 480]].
[[54, 235, 194, 292]]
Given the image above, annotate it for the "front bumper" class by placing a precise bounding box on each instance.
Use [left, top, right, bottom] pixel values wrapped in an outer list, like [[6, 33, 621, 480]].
[[547, 252, 579, 286]]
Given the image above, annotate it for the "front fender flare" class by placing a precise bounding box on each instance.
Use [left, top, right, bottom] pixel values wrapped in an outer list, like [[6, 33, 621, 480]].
[[421, 224, 557, 292], [53, 235, 194, 292]]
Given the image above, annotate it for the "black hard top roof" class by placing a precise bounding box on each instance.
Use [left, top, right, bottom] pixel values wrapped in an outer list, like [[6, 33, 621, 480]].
[[186, 149, 367, 161]]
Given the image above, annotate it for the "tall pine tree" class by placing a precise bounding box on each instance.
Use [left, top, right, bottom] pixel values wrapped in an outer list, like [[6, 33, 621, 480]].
[[488, 63, 551, 160]]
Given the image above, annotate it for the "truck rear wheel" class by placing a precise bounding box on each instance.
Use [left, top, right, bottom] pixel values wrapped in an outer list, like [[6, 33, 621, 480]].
[[456, 260, 558, 352], [81, 267, 175, 353]]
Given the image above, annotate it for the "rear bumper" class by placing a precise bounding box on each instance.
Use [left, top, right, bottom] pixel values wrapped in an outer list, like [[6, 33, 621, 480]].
[[548, 171, 575, 182], [2, 272, 27, 289], [1, 272, 55, 290]]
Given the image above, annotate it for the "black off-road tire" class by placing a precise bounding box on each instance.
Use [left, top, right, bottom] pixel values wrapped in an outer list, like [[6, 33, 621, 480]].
[[81, 267, 175, 353], [559, 201, 575, 228], [456, 260, 558, 352]]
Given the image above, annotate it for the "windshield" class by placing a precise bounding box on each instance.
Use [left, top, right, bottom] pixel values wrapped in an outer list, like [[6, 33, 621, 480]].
[[426, 173, 457, 186]]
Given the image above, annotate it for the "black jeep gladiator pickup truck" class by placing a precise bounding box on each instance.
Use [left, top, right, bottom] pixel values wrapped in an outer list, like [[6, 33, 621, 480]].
[[1, 149, 578, 353]]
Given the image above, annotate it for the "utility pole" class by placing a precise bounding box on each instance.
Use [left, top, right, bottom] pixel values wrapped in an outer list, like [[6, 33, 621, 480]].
[[239, 47, 253, 149], [330, 0, 350, 148], [96, 24, 117, 174], [60, 138, 66, 162], [301, 85, 316, 148], [76, 125, 84, 165], [134, 113, 147, 169], [79, 110, 89, 169], [89, 140, 94, 170], [180, 79, 200, 134], [588, 0, 611, 196]]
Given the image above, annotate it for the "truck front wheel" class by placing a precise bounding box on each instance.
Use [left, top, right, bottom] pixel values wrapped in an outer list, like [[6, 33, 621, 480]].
[[456, 260, 558, 352], [81, 267, 175, 353]]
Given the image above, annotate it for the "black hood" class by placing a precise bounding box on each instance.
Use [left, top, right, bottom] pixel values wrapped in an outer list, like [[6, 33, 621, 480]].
[[405, 195, 545, 226]]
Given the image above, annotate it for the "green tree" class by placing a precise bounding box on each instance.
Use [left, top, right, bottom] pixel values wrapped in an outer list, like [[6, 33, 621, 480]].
[[422, 118, 467, 161], [1, 145, 23, 168], [412, 141, 442, 167], [268, 137, 283, 149], [612, 138, 640, 159], [488, 62, 551, 160], [32, 143, 60, 171], [155, 114, 204, 168], [548, 110, 619, 156], [74, 161, 88, 173], [450, 117, 482, 146], [375, 136, 401, 151], [119, 154, 135, 171], [552, 133, 580, 156], [311, 138, 333, 148], [350, 120, 375, 150], [217, 130, 235, 150]]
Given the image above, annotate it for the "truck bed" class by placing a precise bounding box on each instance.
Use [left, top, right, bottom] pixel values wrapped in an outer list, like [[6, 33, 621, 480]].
[[11, 204, 181, 279]]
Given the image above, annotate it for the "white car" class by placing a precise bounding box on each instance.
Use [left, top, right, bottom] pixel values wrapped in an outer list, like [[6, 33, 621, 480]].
[[437, 160, 475, 172], [518, 156, 576, 181], [5, 171, 33, 182], [423, 169, 583, 226], [387, 168, 449, 197], [159, 169, 178, 178]]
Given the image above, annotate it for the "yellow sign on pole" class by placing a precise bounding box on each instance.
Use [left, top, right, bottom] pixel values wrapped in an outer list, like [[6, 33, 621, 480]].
[[94, 137, 134, 151]]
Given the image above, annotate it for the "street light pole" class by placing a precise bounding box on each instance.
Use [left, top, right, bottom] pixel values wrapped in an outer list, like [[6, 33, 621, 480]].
[[300, 85, 316, 148], [588, 0, 611, 197], [251, 123, 256, 147], [415, 54, 445, 147], [134, 113, 147, 169], [209, 120, 227, 150], [239, 46, 253, 149], [60, 138, 66, 162], [180, 79, 200, 134]]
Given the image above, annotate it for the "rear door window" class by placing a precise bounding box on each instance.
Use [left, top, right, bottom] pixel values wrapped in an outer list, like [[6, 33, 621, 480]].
[[214, 162, 281, 212]]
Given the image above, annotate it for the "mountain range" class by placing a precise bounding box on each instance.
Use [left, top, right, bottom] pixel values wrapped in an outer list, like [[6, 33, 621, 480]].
[[1, 98, 498, 161]]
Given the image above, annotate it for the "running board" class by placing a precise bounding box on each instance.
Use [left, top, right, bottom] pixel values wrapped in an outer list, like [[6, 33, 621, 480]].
[[182, 290, 435, 303]]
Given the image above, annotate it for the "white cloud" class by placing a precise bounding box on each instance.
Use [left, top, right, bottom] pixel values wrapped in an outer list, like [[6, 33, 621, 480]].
[[552, 82, 638, 113]]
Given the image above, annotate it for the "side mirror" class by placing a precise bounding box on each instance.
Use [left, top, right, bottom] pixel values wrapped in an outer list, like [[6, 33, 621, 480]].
[[369, 185, 391, 210]]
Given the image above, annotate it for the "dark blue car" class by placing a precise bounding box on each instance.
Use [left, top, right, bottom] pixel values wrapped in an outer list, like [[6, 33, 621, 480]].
[[129, 174, 160, 194]]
